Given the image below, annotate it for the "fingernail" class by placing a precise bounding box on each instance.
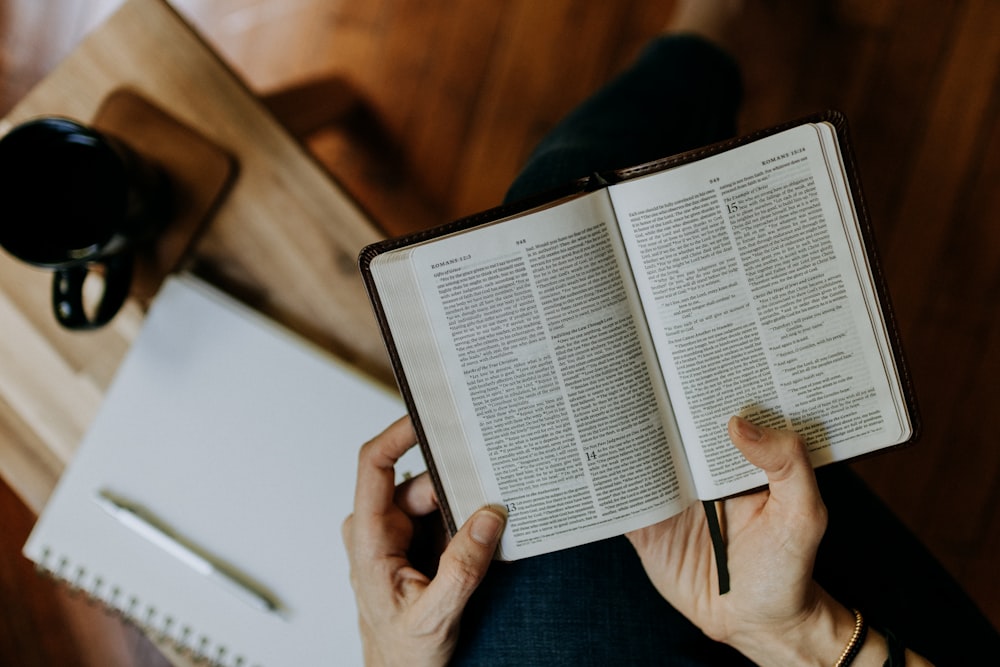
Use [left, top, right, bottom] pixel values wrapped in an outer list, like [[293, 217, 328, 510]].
[[733, 416, 763, 441], [470, 510, 505, 545]]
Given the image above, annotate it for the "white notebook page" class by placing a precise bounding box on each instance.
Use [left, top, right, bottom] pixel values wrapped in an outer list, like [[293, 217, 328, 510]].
[[23, 274, 421, 667]]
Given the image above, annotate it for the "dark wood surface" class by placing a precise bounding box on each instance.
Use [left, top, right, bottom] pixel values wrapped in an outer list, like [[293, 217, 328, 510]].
[[1, 1, 997, 664]]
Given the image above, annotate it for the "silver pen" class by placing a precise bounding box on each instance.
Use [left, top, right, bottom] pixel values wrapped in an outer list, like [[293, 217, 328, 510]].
[[94, 489, 285, 617]]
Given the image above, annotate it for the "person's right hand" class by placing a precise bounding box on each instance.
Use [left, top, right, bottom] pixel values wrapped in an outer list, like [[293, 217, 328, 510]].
[[626, 416, 920, 665]]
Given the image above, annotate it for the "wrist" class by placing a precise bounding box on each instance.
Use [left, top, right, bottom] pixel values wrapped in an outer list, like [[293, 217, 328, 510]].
[[727, 589, 869, 666]]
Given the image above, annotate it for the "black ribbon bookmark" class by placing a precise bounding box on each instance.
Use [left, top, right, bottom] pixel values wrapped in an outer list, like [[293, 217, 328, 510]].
[[702, 500, 730, 595]]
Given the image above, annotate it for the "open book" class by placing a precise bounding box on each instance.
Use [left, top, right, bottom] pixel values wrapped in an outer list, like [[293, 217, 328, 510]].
[[360, 112, 918, 561]]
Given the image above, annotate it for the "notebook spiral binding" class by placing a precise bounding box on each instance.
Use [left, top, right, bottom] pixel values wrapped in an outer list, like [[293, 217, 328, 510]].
[[35, 546, 261, 667]]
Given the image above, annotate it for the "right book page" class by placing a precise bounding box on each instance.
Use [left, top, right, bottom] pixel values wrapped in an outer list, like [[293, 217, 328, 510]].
[[609, 121, 912, 500]]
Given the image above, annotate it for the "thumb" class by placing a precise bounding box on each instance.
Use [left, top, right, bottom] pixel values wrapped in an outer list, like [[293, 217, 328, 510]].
[[422, 508, 505, 615], [727, 416, 818, 504]]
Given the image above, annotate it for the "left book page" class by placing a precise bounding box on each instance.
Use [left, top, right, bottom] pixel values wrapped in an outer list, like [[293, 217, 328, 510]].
[[369, 193, 696, 561], [23, 274, 420, 667]]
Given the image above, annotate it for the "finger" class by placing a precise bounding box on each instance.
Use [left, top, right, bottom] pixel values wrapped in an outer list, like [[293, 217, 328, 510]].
[[418, 508, 505, 616], [354, 416, 417, 516], [727, 416, 818, 505], [341, 513, 358, 553], [394, 472, 439, 517]]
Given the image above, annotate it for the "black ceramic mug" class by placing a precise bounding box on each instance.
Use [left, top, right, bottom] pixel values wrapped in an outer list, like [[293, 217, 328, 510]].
[[0, 117, 171, 329]]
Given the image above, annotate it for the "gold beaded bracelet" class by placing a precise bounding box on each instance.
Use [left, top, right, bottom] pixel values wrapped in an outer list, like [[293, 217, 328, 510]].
[[835, 609, 868, 667]]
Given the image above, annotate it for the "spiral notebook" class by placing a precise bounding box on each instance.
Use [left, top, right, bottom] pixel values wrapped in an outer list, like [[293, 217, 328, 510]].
[[23, 274, 422, 666]]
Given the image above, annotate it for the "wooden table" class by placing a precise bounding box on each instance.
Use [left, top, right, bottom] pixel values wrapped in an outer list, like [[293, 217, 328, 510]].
[[0, 0, 393, 516], [0, 2, 392, 661]]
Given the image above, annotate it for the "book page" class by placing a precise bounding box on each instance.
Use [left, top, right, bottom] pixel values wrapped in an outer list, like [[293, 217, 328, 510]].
[[609, 124, 910, 499], [371, 191, 695, 560]]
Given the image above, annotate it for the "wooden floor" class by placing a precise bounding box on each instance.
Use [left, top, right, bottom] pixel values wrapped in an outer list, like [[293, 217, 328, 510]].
[[1, 0, 998, 664]]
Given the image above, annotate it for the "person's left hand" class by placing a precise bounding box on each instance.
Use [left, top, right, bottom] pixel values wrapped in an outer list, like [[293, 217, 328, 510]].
[[343, 416, 506, 667]]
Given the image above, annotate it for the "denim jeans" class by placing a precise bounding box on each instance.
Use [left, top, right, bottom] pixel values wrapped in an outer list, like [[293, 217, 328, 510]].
[[451, 35, 1000, 666], [503, 35, 742, 204]]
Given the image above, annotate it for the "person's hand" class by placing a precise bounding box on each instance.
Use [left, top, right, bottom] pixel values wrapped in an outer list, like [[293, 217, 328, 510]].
[[343, 416, 506, 667], [626, 416, 874, 664]]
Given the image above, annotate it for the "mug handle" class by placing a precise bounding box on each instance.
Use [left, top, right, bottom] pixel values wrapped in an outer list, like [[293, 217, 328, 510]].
[[52, 254, 134, 330]]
